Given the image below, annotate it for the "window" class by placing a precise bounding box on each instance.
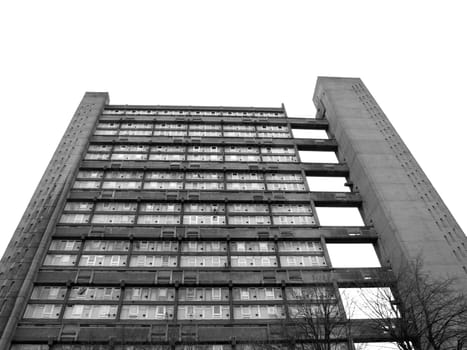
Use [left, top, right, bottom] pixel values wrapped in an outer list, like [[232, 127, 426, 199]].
[[69, 287, 120, 300], [23, 304, 62, 319], [280, 256, 326, 267], [189, 124, 221, 130], [272, 215, 315, 225], [49, 240, 81, 251], [133, 241, 178, 252], [226, 172, 263, 181], [114, 145, 149, 152], [183, 215, 226, 225], [180, 256, 227, 267], [151, 145, 186, 153], [233, 305, 285, 319], [181, 241, 226, 252], [228, 204, 269, 213], [226, 182, 265, 191], [177, 305, 229, 320], [95, 202, 137, 212], [120, 305, 174, 320], [271, 204, 312, 213], [240, 289, 250, 300], [123, 288, 175, 301], [266, 183, 306, 191], [212, 305, 222, 318], [111, 153, 147, 161], [265, 172, 303, 182], [140, 203, 181, 212], [224, 124, 255, 131], [77, 170, 104, 179], [257, 125, 288, 132], [189, 131, 222, 137], [59, 214, 89, 224], [30, 286, 67, 300], [186, 288, 196, 300], [262, 155, 298, 163], [83, 240, 130, 252], [94, 129, 118, 136], [105, 171, 144, 179], [64, 202, 93, 211], [63, 304, 117, 319], [265, 288, 275, 300], [91, 215, 135, 224], [210, 288, 221, 300], [84, 153, 111, 161], [129, 255, 177, 267], [153, 130, 187, 136], [101, 181, 142, 189], [257, 132, 290, 138], [259, 242, 269, 252], [228, 215, 271, 225], [145, 171, 184, 180], [224, 131, 256, 138], [185, 182, 224, 190], [231, 241, 274, 252], [144, 181, 183, 190], [121, 122, 152, 129], [236, 242, 246, 252], [137, 215, 181, 224], [225, 146, 259, 154], [261, 147, 295, 155], [231, 256, 277, 267], [184, 203, 225, 213], [240, 306, 251, 318], [43, 254, 76, 266], [79, 255, 127, 267], [278, 241, 322, 252], [185, 172, 223, 180], [286, 287, 336, 301]]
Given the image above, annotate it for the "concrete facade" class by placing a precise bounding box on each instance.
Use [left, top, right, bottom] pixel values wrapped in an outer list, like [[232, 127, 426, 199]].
[[1, 81, 465, 349]]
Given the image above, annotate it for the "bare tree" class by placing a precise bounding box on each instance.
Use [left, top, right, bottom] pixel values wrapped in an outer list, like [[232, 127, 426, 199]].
[[282, 286, 350, 350], [246, 286, 350, 350], [349, 258, 467, 350]]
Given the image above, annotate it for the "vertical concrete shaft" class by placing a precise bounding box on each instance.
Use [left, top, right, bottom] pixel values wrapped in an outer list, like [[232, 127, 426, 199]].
[[0, 92, 109, 348], [313, 77, 467, 288]]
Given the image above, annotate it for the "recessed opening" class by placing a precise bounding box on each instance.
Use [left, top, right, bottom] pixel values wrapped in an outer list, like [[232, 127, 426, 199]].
[[354, 343, 400, 350], [315, 207, 364, 226], [339, 287, 396, 319], [292, 129, 328, 139], [327, 243, 381, 268], [306, 176, 349, 192], [298, 150, 338, 163]]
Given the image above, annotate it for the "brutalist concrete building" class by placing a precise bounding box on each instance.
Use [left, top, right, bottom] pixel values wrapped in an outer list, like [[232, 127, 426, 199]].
[[1, 77, 466, 350]]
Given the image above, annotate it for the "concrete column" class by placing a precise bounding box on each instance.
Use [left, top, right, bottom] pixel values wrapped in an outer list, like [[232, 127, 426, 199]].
[[313, 77, 467, 288], [0, 92, 109, 347]]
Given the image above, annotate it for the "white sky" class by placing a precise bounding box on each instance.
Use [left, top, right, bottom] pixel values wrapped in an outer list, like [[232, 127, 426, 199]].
[[1, 1, 467, 257]]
